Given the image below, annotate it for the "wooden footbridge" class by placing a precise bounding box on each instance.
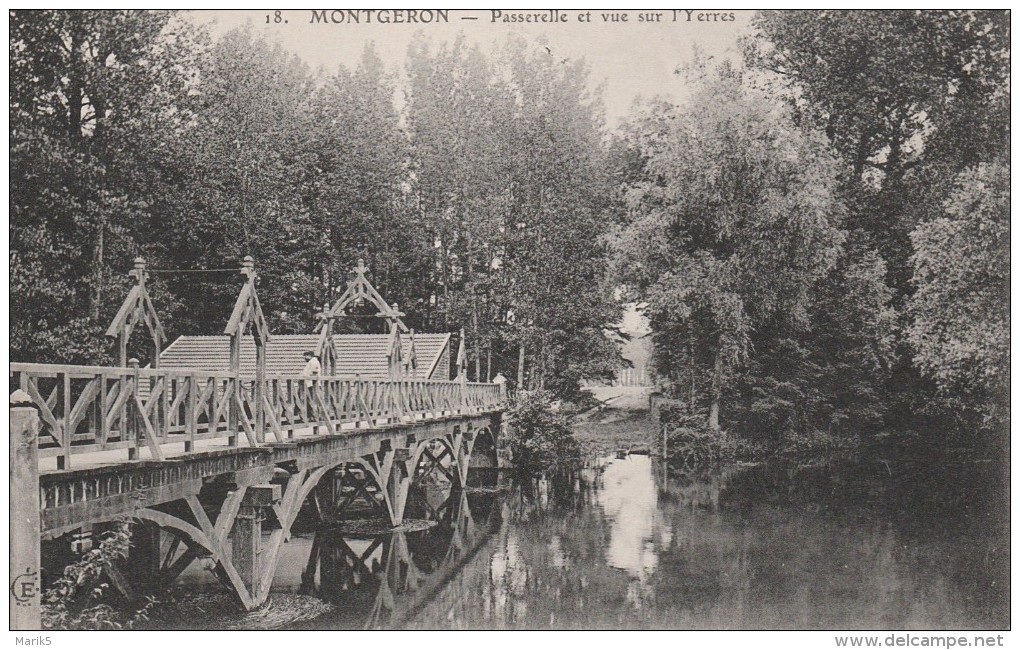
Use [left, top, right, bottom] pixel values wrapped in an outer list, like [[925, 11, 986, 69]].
[[9, 258, 507, 626]]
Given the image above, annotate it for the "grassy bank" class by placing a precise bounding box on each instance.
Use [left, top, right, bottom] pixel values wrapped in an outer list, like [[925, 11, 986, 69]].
[[572, 387, 657, 457]]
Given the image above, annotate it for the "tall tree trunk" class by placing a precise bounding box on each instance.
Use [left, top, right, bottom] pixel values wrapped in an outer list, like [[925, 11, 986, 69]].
[[708, 346, 723, 431], [67, 34, 82, 139], [517, 341, 525, 390], [533, 344, 544, 391], [92, 218, 105, 321], [688, 344, 696, 413], [467, 234, 481, 382], [440, 237, 449, 329]]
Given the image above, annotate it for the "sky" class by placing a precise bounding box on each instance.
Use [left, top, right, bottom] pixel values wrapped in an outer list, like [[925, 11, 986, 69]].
[[190, 9, 754, 129]]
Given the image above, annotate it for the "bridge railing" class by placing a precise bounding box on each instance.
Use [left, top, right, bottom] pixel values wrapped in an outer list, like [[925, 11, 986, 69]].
[[9, 362, 504, 468]]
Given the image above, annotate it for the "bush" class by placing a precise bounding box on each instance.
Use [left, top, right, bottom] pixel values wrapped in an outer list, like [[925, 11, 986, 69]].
[[779, 428, 860, 459], [505, 389, 582, 474], [655, 397, 767, 465], [42, 520, 157, 630]]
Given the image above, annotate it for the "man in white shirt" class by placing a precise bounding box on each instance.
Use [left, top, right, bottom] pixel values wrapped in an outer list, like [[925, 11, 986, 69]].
[[303, 350, 322, 378], [303, 350, 321, 396]]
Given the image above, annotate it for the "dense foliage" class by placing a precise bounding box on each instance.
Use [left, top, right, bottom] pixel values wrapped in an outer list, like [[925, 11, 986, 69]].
[[908, 162, 1010, 427], [504, 390, 582, 473], [617, 10, 1008, 445], [10, 10, 1008, 445], [10, 13, 622, 395], [42, 521, 156, 630]]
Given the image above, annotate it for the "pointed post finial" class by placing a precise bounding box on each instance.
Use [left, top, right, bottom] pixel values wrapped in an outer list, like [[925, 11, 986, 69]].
[[129, 256, 147, 285], [241, 256, 255, 280], [317, 302, 330, 321], [10, 389, 36, 409], [355, 258, 368, 276]]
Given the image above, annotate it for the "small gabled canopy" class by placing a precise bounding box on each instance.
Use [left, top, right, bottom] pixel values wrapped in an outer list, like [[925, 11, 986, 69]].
[[106, 257, 167, 364], [317, 259, 409, 333], [224, 256, 271, 345]]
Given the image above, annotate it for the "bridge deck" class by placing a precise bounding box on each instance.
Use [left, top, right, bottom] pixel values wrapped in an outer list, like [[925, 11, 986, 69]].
[[36, 413, 466, 473], [38, 410, 501, 537], [12, 362, 505, 540]]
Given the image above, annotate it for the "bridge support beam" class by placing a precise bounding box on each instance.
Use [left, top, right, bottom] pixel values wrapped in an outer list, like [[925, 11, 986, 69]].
[[126, 520, 162, 594], [452, 425, 476, 488], [231, 484, 280, 604], [10, 393, 41, 630], [386, 448, 413, 527]]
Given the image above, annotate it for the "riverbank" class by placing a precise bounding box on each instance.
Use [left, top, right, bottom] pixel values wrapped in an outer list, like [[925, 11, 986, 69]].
[[573, 386, 656, 456], [139, 591, 334, 630]]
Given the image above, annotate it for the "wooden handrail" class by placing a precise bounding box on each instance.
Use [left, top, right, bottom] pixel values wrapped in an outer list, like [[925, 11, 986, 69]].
[[9, 363, 505, 468]]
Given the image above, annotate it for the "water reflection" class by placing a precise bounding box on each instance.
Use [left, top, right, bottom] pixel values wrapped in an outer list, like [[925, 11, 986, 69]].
[[181, 456, 1007, 629], [286, 484, 501, 629], [399, 456, 1007, 630]]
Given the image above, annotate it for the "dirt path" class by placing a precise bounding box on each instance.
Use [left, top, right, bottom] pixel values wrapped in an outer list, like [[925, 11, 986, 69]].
[[583, 386, 653, 414]]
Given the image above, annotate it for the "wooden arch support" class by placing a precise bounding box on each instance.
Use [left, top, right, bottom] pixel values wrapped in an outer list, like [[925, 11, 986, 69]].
[[106, 257, 167, 367], [317, 259, 409, 334], [224, 256, 272, 445]]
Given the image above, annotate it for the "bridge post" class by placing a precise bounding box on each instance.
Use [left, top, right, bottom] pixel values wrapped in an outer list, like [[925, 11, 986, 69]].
[[127, 521, 162, 592], [387, 447, 413, 527], [127, 358, 140, 460], [456, 425, 475, 488], [10, 391, 41, 630], [231, 484, 280, 605]]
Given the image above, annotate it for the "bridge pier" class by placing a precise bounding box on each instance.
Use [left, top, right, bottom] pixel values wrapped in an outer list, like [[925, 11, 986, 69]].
[[127, 521, 162, 593], [386, 447, 413, 527], [230, 485, 280, 603], [452, 425, 476, 488], [10, 392, 41, 630]]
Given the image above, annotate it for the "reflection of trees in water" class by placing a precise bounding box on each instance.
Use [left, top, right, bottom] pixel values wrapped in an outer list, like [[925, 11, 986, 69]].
[[294, 456, 1005, 629], [645, 459, 1008, 629], [414, 470, 644, 629], [297, 472, 502, 629], [408, 459, 1006, 629]]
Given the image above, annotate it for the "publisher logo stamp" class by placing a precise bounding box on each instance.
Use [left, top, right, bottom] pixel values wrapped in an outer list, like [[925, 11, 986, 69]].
[[10, 568, 38, 605]]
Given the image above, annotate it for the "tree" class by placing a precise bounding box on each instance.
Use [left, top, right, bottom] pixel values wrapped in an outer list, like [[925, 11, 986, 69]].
[[744, 10, 1010, 440], [155, 25, 316, 336], [406, 35, 624, 395], [730, 245, 896, 439], [907, 163, 1009, 420], [303, 44, 424, 331], [745, 10, 1010, 297], [10, 10, 199, 363], [617, 64, 846, 430]]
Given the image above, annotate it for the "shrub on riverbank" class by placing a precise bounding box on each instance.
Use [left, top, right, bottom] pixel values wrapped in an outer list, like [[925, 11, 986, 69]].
[[656, 398, 767, 465], [42, 521, 156, 630], [505, 390, 582, 474]]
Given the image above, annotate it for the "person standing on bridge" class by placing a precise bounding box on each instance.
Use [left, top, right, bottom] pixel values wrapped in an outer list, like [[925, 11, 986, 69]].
[[303, 350, 321, 381]]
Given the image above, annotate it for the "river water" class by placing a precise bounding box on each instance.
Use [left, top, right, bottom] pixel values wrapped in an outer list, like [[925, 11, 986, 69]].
[[165, 448, 1008, 630]]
